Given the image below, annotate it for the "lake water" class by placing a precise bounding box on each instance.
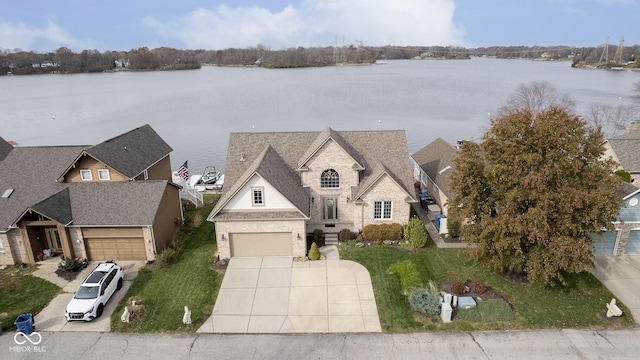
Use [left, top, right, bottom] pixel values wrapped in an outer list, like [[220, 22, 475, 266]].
[[1, 58, 638, 175]]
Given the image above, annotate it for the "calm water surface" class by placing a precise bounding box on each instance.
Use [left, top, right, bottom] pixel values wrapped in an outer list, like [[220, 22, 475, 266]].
[[1, 58, 638, 174]]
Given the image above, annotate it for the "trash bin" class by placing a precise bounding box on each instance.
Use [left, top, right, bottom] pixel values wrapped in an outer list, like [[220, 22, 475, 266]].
[[435, 214, 446, 229], [14, 313, 34, 335]]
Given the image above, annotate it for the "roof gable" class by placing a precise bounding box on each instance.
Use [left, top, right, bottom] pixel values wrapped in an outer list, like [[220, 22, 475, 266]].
[[354, 162, 413, 201], [28, 188, 73, 225], [81, 124, 173, 179], [297, 128, 365, 171], [209, 145, 310, 218], [412, 137, 459, 197]]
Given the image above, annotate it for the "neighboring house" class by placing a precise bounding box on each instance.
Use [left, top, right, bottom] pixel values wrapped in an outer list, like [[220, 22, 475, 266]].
[[411, 137, 458, 218], [593, 182, 640, 255], [0, 125, 183, 265], [207, 127, 417, 259], [603, 122, 640, 185]]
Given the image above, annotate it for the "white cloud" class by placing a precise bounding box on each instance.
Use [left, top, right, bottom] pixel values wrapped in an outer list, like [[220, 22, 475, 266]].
[[0, 18, 93, 52], [142, 0, 466, 49]]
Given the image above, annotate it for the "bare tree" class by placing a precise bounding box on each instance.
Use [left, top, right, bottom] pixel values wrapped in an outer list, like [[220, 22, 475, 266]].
[[585, 103, 640, 138], [497, 80, 576, 116]]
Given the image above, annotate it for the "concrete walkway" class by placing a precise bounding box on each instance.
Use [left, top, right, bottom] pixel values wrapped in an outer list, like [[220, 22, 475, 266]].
[[30, 260, 143, 332], [592, 255, 640, 324], [197, 249, 381, 334], [412, 203, 466, 249]]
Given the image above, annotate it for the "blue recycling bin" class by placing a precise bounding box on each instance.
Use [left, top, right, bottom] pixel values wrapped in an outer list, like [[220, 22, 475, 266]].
[[435, 214, 446, 229], [14, 313, 34, 335]]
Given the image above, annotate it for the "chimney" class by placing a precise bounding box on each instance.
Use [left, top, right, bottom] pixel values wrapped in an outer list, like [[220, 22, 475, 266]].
[[626, 122, 638, 134]]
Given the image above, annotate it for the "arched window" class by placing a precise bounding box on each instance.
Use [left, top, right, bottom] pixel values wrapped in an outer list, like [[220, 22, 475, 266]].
[[320, 169, 340, 188]]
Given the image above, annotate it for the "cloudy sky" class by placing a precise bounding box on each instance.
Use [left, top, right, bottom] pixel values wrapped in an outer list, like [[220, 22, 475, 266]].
[[0, 0, 637, 52]]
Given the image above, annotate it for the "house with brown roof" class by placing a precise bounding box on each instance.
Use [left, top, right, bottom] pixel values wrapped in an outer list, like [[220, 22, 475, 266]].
[[0, 125, 182, 265], [411, 137, 459, 219], [603, 122, 640, 185], [207, 128, 417, 259]]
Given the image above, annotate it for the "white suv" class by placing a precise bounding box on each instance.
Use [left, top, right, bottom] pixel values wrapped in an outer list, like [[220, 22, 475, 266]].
[[65, 262, 124, 322]]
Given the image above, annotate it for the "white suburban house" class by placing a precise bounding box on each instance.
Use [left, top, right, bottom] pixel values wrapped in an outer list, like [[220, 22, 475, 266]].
[[207, 128, 417, 259]]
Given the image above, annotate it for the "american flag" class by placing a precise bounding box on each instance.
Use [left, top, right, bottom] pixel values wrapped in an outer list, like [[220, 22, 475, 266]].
[[177, 161, 189, 180]]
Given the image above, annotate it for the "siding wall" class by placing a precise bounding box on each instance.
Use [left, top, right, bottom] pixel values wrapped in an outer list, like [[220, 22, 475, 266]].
[[151, 185, 182, 254], [64, 155, 128, 182]]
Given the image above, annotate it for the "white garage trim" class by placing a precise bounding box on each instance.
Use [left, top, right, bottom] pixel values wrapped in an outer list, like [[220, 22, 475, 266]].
[[230, 232, 292, 257]]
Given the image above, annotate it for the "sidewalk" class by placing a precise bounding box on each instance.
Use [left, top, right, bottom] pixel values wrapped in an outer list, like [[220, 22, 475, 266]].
[[412, 203, 466, 249]]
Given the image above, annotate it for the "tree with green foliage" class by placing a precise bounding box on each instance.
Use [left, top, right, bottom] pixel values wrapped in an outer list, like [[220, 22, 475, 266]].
[[308, 242, 320, 260], [449, 106, 622, 284], [403, 216, 429, 249]]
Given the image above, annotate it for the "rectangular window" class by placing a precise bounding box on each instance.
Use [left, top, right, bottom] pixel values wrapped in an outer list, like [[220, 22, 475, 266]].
[[98, 169, 110, 180], [0, 237, 4, 252], [143, 169, 149, 180], [252, 187, 264, 206], [374, 201, 392, 220], [80, 169, 92, 181]]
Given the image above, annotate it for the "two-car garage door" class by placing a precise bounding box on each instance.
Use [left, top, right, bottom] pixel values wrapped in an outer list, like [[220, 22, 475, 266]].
[[83, 227, 147, 261], [230, 233, 292, 257]]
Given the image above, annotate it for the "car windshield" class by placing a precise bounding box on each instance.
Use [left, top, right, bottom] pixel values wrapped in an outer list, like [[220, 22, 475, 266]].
[[74, 285, 99, 299]]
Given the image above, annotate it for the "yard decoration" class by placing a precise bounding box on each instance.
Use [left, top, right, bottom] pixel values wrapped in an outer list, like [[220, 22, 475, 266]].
[[606, 298, 622, 318]]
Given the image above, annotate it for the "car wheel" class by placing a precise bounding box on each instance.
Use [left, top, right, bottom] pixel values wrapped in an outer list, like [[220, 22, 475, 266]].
[[96, 304, 104, 318], [116, 278, 123, 290]]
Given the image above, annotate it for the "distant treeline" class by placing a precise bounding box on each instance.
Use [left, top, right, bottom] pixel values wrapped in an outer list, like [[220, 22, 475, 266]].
[[1, 44, 638, 75]]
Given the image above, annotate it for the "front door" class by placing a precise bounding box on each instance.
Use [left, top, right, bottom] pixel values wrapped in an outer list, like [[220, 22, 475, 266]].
[[45, 228, 63, 253], [322, 197, 338, 222]]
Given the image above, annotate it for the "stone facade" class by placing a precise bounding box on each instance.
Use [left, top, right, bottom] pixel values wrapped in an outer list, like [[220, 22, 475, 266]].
[[302, 141, 359, 230], [359, 175, 412, 228], [69, 227, 86, 259]]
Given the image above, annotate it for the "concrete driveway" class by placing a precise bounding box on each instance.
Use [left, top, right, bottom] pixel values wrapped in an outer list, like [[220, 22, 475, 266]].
[[30, 260, 143, 332], [592, 255, 640, 324], [198, 250, 381, 333]]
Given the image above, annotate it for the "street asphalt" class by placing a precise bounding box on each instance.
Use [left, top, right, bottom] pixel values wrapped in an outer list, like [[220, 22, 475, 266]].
[[3, 328, 640, 359]]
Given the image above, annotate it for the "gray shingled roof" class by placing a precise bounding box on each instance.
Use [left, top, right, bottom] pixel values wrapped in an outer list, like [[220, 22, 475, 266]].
[[607, 130, 640, 173], [617, 182, 640, 199], [84, 124, 173, 179], [31, 188, 73, 225], [0, 137, 13, 162], [411, 137, 459, 198], [0, 126, 174, 231], [68, 181, 168, 226], [210, 128, 416, 219], [0, 146, 87, 231]]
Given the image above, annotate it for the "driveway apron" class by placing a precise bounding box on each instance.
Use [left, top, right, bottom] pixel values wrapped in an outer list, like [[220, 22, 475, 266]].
[[592, 255, 640, 324], [198, 252, 381, 333]]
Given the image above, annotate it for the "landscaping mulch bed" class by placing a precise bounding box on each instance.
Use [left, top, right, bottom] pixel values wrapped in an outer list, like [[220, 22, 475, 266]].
[[441, 279, 509, 303]]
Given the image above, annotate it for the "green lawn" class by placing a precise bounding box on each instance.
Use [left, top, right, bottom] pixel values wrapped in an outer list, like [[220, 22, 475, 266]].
[[340, 243, 637, 332], [0, 265, 61, 331], [110, 202, 222, 333]]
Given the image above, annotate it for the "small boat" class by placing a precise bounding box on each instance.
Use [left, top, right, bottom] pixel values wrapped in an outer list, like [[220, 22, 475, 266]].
[[200, 166, 221, 184]]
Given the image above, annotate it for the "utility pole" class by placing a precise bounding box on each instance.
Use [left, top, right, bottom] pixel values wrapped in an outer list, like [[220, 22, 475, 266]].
[[612, 36, 624, 64], [598, 37, 609, 64]]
